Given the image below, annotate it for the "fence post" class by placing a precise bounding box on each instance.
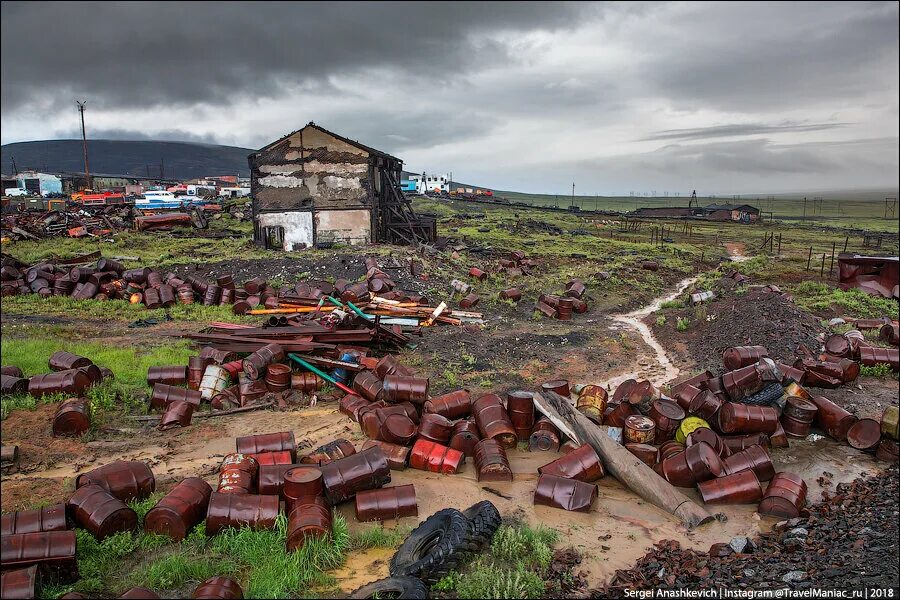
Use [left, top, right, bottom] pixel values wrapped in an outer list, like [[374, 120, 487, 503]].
[[843, 236, 848, 253], [807, 246, 812, 271], [830, 242, 836, 276], [777, 233, 782, 255], [820, 253, 826, 276]]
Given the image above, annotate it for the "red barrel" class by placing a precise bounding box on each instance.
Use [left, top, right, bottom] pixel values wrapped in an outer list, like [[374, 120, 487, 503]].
[[721, 364, 764, 401], [67, 484, 138, 539], [353, 371, 385, 402], [656, 441, 723, 487], [28, 370, 92, 398], [721, 433, 770, 453], [146, 365, 188, 387], [257, 464, 299, 497], [417, 413, 454, 444], [538, 443, 604, 482], [375, 413, 418, 446], [159, 400, 194, 430], [698, 470, 763, 504], [685, 428, 729, 458], [716, 403, 779, 434], [424, 390, 472, 420], [382, 375, 429, 404], [0, 366, 23, 378], [409, 439, 465, 475], [459, 293, 480, 309], [448, 420, 481, 457], [809, 395, 857, 441], [1, 504, 67, 535], [1, 374, 29, 395], [355, 485, 418, 521], [361, 440, 409, 470], [144, 478, 212, 541], [242, 343, 285, 380], [205, 493, 280, 536], [649, 399, 685, 443], [0, 566, 39, 600], [721, 444, 775, 481], [688, 390, 722, 422], [499, 288, 522, 302], [218, 453, 258, 494], [339, 394, 370, 422], [283, 466, 324, 507], [847, 418, 882, 451], [150, 383, 202, 410], [722, 346, 769, 370], [625, 443, 659, 466], [264, 364, 291, 393], [468, 267, 487, 280], [780, 414, 811, 437], [758, 472, 807, 518], [75, 461, 155, 502], [529, 417, 561, 452], [301, 439, 357, 466], [320, 446, 391, 504], [658, 440, 685, 460], [533, 474, 596, 512], [673, 383, 703, 412], [287, 503, 332, 551], [603, 402, 639, 428], [859, 346, 900, 371], [556, 298, 574, 320], [236, 431, 296, 461], [0, 531, 77, 581], [48, 351, 93, 371], [623, 415, 656, 444], [192, 576, 244, 599], [53, 398, 90, 437], [373, 355, 414, 379], [472, 439, 512, 482], [472, 394, 517, 448], [505, 391, 535, 441], [251, 451, 294, 466], [541, 380, 570, 397]]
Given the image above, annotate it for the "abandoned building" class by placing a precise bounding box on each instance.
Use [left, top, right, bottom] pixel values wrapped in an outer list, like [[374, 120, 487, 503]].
[[629, 203, 761, 224], [248, 123, 435, 250]]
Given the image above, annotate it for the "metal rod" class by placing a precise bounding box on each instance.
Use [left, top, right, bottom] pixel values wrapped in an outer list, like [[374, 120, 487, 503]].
[[287, 353, 354, 395]]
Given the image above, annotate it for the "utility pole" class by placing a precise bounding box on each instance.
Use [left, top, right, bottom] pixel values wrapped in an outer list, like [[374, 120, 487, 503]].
[[572, 182, 575, 208], [76, 100, 91, 190], [803, 197, 807, 218]]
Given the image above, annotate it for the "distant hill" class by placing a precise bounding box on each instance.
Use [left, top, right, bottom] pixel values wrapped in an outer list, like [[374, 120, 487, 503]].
[[1, 139, 255, 179]]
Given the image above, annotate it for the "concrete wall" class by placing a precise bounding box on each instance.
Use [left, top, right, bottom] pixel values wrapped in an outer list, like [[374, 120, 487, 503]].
[[256, 211, 314, 250], [316, 209, 371, 245]]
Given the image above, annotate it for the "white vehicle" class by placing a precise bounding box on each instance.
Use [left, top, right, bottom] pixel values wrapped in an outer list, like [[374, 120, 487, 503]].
[[4, 187, 30, 197]]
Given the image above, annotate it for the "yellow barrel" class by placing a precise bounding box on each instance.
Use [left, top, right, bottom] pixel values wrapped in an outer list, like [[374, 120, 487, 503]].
[[675, 416, 710, 443], [882, 406, 899, 441]]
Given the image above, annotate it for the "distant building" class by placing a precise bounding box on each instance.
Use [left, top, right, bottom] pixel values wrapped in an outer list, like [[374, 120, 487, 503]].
[[629, 203, 760, 224], [248, 122, 434, 250], [409, 173, 450, 194], [13, 171, 62, 196]]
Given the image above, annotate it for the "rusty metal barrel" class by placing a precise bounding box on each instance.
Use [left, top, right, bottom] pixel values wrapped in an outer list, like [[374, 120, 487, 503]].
[[0, 530, 77, 581], [217, 453, 259, 494], [257, 464, 298, 497], [361, 440, 409, 470], [150, 383, 202, 411], [355, 485, 418, 522], [1, 504, 67, 535], [373, 355, 414, 379], [28, 370, 92, 398], [250, 451, 294, 466], [188, 356, 213, 390], [687, 390, 722, 422], [721, 433, 770, 454], [880, 323, 900, 346], [1, 374, 29, 395], [533, 474, 596, 512], [236, 431, 296, 461], [202, 284, 221, 306], [649, 399, 686, 443], [716, 403, 779, 435], [505, 391, 535, 441], [199, 365, 232, 400], [424, 390, 472, 420], [499, 288, 522, 302], [410, 439, 465, 475], [556, 297, 574, 320], [758, 472, 807, 518], [290, 372, 322, 393], [159, 400, 194, 430], [472, 393, 517, 448], [722, 346, 769, 370], [538, 443, 604, 482], [301, 439, 356, 466], [261, 363, 290, 393], [626, 443, 659, 466], [698, 470, 763, 505], [809, 395, 857, 441], [656, 441, 724, 487], [351, 371, 383, 404], [283, 466, 325, 507], [382, 375, 429, 404], [603, 401, 640, 428], [144, 478, 212, 541], [883, 406, 899, 441], [205, 492, 280, 536], [48, 351, 93, 371], [192, 576, 244, 599], [320, 446, 391, 504], [576, 385, 608, 422], [721, 444, 775, 481], [684, 427, 729, 458], [146, 365, 188, 387], [847, 418, 882, 451], [52, 398, 90, 437], [449, 420, 481, 457], [76, 460, 155, 502], [859, 346, 900, 371], [0, 366, 23, 378], [67, 484, 138, 539], [373, 412, 418, 446], [339, 394, 370, 422], [658, 440, 685, 460], [287, 503, 332, 551], [541, 380, 570, 397], [0, 565, 40, 600], [417, 413, 454, 444], [623, 415, 655, 445], [528, 417, 561, 452], [242, 343, 285, 380], [459, 293, 480, 309], [472, 439, 512, 482]]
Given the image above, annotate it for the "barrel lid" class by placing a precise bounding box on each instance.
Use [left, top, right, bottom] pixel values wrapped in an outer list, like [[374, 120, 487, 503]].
[[675, 416, 710, 443], [847, 418, 882, 450], [285, 466, 322, 484], [624, 415, 655, 431]]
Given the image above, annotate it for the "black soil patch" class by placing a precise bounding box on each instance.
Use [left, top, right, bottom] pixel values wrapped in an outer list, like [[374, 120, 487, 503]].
[[648, 287, 826, 373], [600, 468, 900, 594]]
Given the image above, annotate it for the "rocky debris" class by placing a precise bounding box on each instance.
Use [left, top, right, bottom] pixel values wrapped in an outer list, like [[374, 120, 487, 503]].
[[600, 469, 900, 595]]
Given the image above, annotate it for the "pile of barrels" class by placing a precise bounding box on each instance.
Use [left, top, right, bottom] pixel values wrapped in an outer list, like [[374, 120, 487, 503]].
[[146, 343, 323, 430], [464, 250, 539, 309], [1, 352, 113, 438], [535, 279, 588, 320]]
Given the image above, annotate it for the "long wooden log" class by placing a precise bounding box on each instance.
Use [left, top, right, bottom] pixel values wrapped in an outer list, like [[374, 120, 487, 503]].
[[533, 391, 715, 529]]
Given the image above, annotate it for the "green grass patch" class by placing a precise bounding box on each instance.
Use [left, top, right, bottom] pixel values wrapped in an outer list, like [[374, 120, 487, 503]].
[[676, 317, 690, 332], [860, 364, 896, 378], [0, 293, 246, 323], [659, 299, 684, 310], [348, 524, 411, 551], [790, 281, 899, 320]]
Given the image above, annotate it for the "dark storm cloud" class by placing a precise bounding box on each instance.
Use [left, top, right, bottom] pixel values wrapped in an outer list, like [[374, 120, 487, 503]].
[[0, 1, 590, 112], [642, 122, 849, 142], [53, 128, 221, 145]]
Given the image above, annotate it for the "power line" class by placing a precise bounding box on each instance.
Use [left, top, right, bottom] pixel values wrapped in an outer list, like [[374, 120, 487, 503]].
[[75, 100, 91, 189]]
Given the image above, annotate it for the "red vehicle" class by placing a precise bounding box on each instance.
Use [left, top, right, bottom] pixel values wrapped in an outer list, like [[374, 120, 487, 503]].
[[79, 192, 126, 206]]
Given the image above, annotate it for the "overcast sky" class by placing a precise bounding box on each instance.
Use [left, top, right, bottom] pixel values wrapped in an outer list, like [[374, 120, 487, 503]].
[[2, 1, 897, 194]]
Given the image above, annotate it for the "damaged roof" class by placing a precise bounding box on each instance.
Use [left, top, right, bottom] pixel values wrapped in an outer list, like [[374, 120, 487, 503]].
[[250, 122, 402, 164]]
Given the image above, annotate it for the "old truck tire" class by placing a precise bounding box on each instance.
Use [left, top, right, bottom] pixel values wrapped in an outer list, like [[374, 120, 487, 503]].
[[463, 500, 502, 551], [349, 576, 428, 599], [389, 508, 474, 584]]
